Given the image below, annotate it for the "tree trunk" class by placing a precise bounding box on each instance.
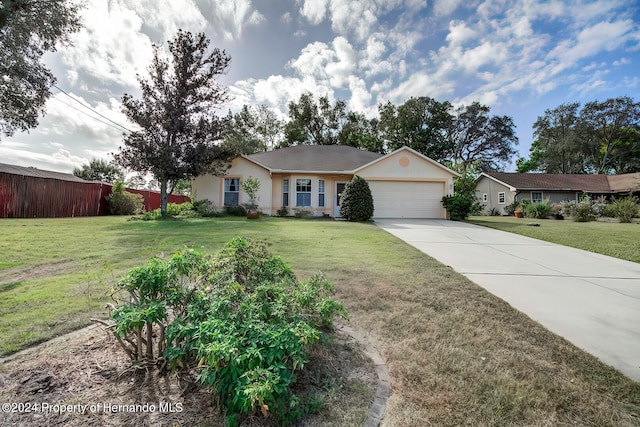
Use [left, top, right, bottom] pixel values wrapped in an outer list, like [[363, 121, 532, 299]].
[[146, 321, 154, 361], [160, 179, 169, 215]]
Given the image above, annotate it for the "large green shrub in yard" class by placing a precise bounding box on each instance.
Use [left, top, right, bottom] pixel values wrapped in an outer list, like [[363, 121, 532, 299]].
[[610, 196, 639, 223], [441, 194, 474, 220], [110, 238, 346, 425], [106, 181, 143, 215], [339, 175, 374, 221]]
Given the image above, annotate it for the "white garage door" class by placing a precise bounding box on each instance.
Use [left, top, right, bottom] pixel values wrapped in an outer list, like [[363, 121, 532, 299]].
[[369, 181, 445, 218]]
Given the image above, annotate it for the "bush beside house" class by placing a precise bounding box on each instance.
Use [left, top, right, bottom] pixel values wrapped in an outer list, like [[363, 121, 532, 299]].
[[339, 175, 374, 221]]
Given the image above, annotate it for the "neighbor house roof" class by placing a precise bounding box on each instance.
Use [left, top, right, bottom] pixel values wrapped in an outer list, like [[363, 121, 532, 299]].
[[0, 163, 89, 183], [243, 145, 383, 172], [482, 172, 640, 194], [606, 173, 640, 193]]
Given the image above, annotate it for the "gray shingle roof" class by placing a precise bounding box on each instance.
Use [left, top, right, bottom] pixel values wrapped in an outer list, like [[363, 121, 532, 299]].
[[244, 145, 383, 172], [0, 163, 89, 183]]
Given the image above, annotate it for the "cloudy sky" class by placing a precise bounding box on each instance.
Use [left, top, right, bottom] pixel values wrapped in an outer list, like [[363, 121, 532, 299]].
[[2, 0, 639, 173]]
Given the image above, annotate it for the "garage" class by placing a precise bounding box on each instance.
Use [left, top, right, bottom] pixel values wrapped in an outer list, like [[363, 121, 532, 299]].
[[368, 181, 445, 218]]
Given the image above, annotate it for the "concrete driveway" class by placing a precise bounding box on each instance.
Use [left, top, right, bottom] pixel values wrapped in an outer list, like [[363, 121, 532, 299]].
[[375, 219, 640, 381]]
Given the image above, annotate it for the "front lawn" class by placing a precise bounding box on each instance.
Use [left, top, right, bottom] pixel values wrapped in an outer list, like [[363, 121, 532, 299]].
[[1, 216, 638, 425], [468, 216, 640, 263]]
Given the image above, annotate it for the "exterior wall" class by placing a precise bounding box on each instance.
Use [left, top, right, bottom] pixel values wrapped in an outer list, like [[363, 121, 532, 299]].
[[516, 191, 579, 204], [475, 176, 515, 215], [358, 149, 456, 219], [273, 173, 352, 217], [192, 157, 271, 211]]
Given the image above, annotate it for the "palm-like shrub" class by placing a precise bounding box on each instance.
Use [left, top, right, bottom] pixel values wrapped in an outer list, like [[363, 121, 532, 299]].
[[339, 175, 374, 221]]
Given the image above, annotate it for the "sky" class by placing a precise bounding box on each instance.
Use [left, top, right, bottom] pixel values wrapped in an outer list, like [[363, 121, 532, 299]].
[[1, 0, 639, 174]]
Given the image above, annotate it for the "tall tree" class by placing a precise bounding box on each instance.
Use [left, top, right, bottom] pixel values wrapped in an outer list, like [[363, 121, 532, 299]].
[[283, 93, 347, 146], [222, 104, 283, 154], [378, 97, 453, 162], [448, 102, 518, 172], [73, 158, 124, 183], [0, 0, 82, 139], [578, 97, 640, 174], [338, 112, 385, 153], [114, 30, 233, 214], [530, 102, 586, 173]]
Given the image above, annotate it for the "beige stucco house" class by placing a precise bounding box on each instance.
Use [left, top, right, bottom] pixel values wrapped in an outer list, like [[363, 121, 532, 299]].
[[193, 145, 459, 219]]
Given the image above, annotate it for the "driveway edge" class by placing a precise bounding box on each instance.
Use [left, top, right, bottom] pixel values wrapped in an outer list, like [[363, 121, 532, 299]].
[[337, 324, 391, 427]]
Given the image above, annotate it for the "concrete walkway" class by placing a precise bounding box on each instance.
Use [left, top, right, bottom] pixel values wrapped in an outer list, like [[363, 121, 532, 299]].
[[375, 219, 640, 381]]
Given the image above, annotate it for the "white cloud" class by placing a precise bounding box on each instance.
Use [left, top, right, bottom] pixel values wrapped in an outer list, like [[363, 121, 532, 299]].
[[205, 0, 265, 40], [433, 0, 463, 17], [548, 20, 636, 65], [297, 0, 329, 25], [328, 0, 378, 41], [347, 76, 372, 114], [445, 21, 477, 46], [120, 0, 207, 40], [281, 12, 292, 23], [61, 0, 153, 88]]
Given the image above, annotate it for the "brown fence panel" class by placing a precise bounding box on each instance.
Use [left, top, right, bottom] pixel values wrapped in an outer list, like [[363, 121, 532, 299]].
[[1, 172, 191, 218], [0, 173, 104, 218]]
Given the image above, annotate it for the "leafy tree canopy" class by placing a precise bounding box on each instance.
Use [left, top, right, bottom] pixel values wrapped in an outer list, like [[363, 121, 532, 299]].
[[222, 104, 283, 154], [520, 97, 640, 174], [0, 0, 82, 138], [114, 30, 233, 214], [378, 96, 454, 162], [73, 158, 124, 183], [283, 93, 347, 146]]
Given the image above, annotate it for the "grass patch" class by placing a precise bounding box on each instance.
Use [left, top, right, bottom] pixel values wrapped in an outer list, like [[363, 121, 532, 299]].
[[1, 216, 639, 425], [467, 216, 640, 263]]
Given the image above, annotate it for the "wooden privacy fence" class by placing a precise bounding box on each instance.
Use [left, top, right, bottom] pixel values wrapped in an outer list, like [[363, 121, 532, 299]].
[[0, 171, 190, 218]]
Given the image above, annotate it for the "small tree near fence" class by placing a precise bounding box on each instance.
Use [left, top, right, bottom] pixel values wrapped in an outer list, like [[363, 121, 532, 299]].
[[106, 181, 143, 215]]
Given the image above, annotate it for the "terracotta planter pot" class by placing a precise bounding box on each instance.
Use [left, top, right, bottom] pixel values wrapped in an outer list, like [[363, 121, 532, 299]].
[[246, 210, 259, 220], [514, 211, 523, 218]]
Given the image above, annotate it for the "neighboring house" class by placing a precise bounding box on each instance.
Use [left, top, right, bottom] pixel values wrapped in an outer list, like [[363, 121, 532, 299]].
[[476, 172, 640, 214], [192, 145, 459, 219]]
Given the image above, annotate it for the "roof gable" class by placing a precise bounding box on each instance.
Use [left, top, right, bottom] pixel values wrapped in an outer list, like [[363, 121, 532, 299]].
[[243, 145, 383, 172], [356, 146, 459, 177]]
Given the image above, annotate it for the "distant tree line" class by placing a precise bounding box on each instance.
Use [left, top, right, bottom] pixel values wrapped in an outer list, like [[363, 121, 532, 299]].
[[517, 97, 640, 174], [222, 93, 519, 174]]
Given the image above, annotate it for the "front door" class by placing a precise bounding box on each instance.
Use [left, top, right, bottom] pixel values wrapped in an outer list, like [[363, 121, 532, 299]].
[[334, 181, 348, 217]]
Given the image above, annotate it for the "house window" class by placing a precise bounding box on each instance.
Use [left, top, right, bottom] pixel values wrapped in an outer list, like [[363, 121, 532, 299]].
[[296, 179, 312, 207], [531, 192, 543, 203], [483, 193, 488, 203], [498, 192, 505, 204], [282, 179, 289, 207], [318, 179, 325, 207], [224, 178, 240, 206]]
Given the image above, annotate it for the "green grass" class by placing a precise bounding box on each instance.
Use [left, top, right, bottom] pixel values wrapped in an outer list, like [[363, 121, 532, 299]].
[[1, 216, 639, 425], [467, 216, 640, 263]]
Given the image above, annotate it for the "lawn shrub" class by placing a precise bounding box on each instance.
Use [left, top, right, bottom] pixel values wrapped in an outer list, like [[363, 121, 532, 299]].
[[224, 204, 247, 216], [166, 202, 194, 216], [610, 196, 639, 223], [110, 238, 347, 425], [524, 200, 553, 219], [106, 181, 144, 215], [192, 199, 220, 217], [339, 175, 374, 222], [505, 200, 520, 216], [561, 196, 596, 222], [441, 194, 474, 220]]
